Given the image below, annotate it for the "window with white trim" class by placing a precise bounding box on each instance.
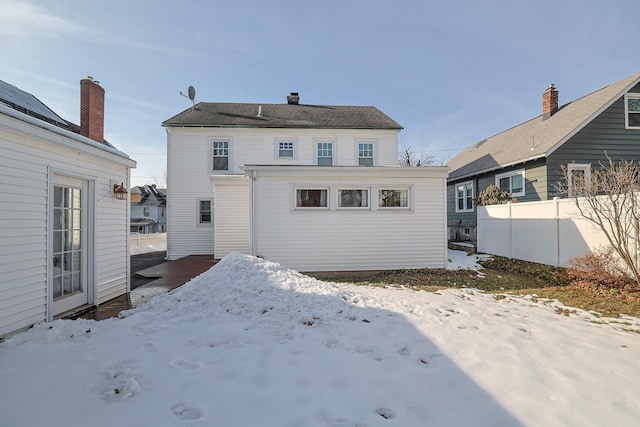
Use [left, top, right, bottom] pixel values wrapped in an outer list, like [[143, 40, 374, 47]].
[[567, 163, 591, 197], [624, 93, 640, 128], [338, 189, 369, 208], [378, 189, 409, 208], [198, 199, 212, 224], [295, 189, 328, 208], [277, 140, 295, 158], [316, 141, 334, 166], [212, 139, 229, 171], [358, 142, 375, 166], [455, 181, 474, 212], [495, 170, 525, 197]]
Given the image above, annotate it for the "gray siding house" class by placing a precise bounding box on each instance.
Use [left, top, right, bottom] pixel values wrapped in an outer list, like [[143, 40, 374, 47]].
[[447, 72, 640, 242], [130, 184, 167, 233]]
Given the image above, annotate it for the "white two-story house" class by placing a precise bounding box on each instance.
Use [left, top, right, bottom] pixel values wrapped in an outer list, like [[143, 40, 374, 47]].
[[163, 93, 448, 272]]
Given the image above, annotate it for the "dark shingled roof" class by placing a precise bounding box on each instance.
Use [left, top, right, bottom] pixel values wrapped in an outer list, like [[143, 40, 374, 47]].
[[0, 80, 68, 128], [162, 102, 402, 130]]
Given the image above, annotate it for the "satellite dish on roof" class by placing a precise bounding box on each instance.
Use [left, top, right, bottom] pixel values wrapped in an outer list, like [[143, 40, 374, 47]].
[[180, 85, 197, 110]]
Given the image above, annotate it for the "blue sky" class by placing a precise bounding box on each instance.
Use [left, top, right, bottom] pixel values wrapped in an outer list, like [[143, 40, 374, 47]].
[[2, 0, 639, 186]]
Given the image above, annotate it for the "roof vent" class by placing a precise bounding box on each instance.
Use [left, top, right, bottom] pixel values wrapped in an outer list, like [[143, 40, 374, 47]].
[[287, 92, 299, 105]]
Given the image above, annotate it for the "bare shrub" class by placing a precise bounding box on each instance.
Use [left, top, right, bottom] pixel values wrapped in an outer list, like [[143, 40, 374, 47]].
[[564, 248, 639, 295], [555, 154, 640, 286]]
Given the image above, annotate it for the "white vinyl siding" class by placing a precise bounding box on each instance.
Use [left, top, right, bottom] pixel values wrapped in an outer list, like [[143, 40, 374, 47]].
[[168, 128, 399, 175], [165, 126, 400, 260], [245, 166, 448, 272], [211, 177, 249, 258], [167, 131, 215, 259], [0, 112, 133, 337]]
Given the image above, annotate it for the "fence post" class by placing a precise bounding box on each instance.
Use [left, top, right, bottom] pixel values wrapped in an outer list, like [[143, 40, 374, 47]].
[[508, 202, 513, 259], [554, 197, 560, 267]]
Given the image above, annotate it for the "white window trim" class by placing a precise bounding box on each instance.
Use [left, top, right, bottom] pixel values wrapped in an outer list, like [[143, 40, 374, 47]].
[[292, 187, 330, 210], [314, 138, 335, 166], [210, 138, 232, 174], [356, 139, 377, 166], [624, 93, 640, 129], [495, 169, 525, 197], [376, 187, 411, 210], [455, 180, 474, 213], [275, 138, 297, 160], [567, 163, 591, 197], [197, 198, 213, 226], [336, 188, 370, 210]]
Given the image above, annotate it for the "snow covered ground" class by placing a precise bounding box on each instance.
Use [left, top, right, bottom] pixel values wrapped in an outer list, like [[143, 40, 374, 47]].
[[1, 251, 639, 426]]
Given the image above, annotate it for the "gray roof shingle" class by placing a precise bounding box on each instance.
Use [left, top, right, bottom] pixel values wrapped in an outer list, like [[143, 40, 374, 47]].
[[447, 72, 640, 181], [162, 102, 402, 130]]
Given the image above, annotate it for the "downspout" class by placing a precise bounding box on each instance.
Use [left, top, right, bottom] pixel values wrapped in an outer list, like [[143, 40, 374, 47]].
[[247, 169, 257, 256]]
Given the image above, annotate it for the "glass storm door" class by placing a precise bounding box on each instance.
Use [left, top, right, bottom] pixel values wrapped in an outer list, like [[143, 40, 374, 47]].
[[52, 176, 88, 316]]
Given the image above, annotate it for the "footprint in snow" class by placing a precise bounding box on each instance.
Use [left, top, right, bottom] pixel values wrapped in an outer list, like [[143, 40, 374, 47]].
[[170, 402, 205, 421], [171, 359, 203, 371], [143, 343, 158, 353]]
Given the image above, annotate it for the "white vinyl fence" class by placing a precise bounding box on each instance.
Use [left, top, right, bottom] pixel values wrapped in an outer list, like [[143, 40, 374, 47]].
[[130, 232, 166, 253], [477, 198, 613, 267]]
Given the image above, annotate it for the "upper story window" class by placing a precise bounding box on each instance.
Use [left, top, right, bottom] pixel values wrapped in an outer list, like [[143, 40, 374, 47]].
[[316, 141, 334, 166], [338, 189, 368, 208], [378, 189, 409, 208], [212, 139, 230, 171], [455, 181, 474, 212], [277, 140, 295, 158], [624, 93, 640, 128], [567, 163, 591, 197], [495, 170, 525, 197], [358, 142, 375, 166], [143, 207, 150, 217]]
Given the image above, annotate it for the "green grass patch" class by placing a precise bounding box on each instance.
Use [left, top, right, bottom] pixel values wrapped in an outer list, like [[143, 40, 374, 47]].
[[328, 256, 640, 319]]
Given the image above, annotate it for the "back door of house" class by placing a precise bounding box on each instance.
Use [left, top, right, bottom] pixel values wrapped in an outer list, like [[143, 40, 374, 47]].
[[52, 175, 89, 316]]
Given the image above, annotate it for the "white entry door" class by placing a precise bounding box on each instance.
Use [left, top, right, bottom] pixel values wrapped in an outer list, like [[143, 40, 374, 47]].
[[52, 175, 89, 316]]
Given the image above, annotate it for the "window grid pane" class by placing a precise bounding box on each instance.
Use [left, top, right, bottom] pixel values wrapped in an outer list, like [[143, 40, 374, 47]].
[[278, 141, 294, 158], [212, 140, 229, 171]]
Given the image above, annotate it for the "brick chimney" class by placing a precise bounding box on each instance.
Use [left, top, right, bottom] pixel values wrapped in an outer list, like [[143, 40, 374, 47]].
[[542, 84, 558, 118], [287, 92, 300, 105], [80, 76, 105, 143]]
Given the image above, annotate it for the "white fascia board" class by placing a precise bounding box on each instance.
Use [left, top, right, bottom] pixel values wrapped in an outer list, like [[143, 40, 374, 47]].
[[240, 165, 449, 179]]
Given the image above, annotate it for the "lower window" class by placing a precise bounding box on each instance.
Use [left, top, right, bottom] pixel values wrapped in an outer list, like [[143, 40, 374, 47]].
[[198, 200, 212, 224], [338, 189, 368, 208], [378, 189, 408, 208], [296, 189, 328, 208]]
